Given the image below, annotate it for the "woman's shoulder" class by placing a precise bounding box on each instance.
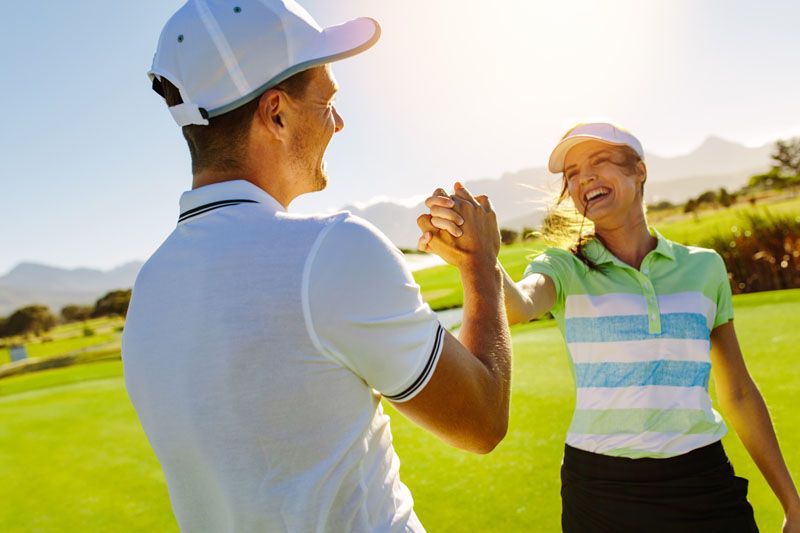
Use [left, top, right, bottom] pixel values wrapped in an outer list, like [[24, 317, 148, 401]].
[[530, 246, 584, 267], [525, 246, 587, 280], [665, 240, 728, 281], [669, 240, 724, 263], [534, 245, 577, 259]]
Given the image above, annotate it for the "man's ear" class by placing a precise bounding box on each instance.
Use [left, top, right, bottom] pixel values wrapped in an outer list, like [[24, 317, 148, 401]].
[[256, 89, 286, 141]]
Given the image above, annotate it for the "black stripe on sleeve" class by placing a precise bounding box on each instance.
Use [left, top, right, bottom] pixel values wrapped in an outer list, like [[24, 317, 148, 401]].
[[384, 324, 445, 402], [178, 199, 258, 222]]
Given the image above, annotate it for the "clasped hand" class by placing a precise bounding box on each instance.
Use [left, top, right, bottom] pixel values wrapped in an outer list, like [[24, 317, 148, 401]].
[[416, 182, 501, 270]]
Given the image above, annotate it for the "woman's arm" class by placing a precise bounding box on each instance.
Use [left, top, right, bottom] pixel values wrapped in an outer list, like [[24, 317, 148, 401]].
[[710, 321, 800, 530], [420, 185, 557, 325], [501, 268, 556, 325]]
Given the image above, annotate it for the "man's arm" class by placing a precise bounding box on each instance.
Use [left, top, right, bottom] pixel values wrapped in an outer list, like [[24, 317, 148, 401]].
[[391, 260, 511, 453], [391, 183, 512, 453]]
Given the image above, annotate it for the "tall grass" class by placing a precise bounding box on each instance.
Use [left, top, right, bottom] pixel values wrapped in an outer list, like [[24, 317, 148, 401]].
[[702, 211, 800, 293]]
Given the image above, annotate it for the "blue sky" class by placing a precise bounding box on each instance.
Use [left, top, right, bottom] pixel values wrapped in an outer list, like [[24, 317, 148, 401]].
[[3, 0, 799, 274]]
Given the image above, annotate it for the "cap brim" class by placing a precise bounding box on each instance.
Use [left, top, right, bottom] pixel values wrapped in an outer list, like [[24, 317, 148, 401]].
[[547, 135, 631, 174], [314, 17, 381, 64], [207, 18, 380, 119]]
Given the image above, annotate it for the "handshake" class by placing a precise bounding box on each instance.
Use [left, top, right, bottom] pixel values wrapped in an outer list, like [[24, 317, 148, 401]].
[[416, 182, 502, 272]]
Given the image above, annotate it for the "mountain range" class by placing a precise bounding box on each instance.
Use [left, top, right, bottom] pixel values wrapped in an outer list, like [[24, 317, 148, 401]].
[[0, 136, 773, 315], [0, 262, 143, 316]]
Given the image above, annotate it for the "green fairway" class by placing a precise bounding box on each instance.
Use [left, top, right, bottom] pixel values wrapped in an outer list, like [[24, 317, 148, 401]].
[[0, 361, 176, 532], [1, 291, 798, 531]]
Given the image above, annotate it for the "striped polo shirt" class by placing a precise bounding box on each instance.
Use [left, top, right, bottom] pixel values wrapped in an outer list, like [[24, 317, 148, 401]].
[[524, 229, 734, 458]]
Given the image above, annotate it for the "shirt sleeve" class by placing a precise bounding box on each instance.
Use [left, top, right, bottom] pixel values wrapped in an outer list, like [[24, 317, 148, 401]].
[[712, 252, 735, 329], [304, 214, 444, 403], [522, 247, 575, 310]]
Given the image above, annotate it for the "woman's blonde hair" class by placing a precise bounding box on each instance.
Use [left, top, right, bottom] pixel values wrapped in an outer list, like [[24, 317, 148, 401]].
[[540, 144, 646, 269]]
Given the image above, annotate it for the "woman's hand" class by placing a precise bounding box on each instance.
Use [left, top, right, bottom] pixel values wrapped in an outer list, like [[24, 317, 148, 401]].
[[423, 188, 465, 238], [416, 182, 500, 270]]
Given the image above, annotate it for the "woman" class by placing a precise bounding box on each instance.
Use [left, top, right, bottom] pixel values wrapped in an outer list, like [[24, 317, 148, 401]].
[[417, 122, 800, 532]]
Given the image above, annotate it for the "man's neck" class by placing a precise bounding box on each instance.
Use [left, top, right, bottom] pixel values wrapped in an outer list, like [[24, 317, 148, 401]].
[[192, 169, 294, 209]]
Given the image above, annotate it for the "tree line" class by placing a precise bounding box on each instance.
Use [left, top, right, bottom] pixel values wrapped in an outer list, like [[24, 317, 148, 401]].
[[0, 289, 131, 338]]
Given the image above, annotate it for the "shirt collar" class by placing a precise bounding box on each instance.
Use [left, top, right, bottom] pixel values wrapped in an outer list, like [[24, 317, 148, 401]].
[[178, 180, 286, 219], [583, 227, 675, 267]]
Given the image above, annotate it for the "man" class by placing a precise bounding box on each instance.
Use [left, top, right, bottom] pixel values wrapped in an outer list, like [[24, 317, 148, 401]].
[[123, 1, 511, 531]]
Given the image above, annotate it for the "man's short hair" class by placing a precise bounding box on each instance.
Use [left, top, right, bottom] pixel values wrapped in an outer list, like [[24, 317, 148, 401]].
[[160, 69, 316, 174]]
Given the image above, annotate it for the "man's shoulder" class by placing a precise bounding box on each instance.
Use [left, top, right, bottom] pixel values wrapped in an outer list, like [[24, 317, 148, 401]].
[[278, 210, 393, 253], [306, 212, 408, 282], [274, 210, 388, 243]]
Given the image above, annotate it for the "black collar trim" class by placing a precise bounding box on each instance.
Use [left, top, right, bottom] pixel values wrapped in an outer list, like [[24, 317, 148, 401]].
[[178, 199, 259, 223]]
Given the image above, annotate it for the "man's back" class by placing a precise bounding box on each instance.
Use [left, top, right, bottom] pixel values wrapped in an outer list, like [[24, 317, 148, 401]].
[[123, 181, 435, 532]]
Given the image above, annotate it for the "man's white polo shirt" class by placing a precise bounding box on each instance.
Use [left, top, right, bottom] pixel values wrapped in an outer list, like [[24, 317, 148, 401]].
[[122, 180, 444, 532]]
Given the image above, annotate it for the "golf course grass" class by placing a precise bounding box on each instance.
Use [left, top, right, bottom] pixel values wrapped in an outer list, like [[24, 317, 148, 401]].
[[1, 290, 798, 531]]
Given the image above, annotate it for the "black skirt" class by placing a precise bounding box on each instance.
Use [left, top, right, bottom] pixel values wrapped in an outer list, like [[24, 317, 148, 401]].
[[561, 440, 758, 533]]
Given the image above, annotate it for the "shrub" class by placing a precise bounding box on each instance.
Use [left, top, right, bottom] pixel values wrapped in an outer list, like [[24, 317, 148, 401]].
[[500, 228, 519, 245], [3, 305, 57, 337], [83, 327, 95, 337], [61, 304, 93, 323], [92, 289, 132, 318], [649, 200, 675, 211], [701, 211, 800, 294], [718, 188, 735, 208], [696, 190, 718, 206]]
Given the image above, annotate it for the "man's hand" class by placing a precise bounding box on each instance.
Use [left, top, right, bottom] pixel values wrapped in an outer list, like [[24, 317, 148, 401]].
[[416, 183, 500, 270]]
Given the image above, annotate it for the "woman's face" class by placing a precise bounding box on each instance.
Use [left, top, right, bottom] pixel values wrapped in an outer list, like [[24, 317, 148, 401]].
[[563, 140, 646, 228]]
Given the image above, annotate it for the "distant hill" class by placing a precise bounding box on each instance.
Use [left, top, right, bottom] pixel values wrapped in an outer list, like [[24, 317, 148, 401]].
[[1, 136, 774, 315], [644, 136, 772, 183], [0, 262, 142, 315]]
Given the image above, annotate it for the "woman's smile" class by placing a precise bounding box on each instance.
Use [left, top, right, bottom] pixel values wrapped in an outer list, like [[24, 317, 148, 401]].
[[583, 186, 612, 207]]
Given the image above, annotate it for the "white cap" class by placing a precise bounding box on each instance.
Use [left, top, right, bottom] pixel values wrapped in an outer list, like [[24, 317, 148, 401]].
[[548, 122, 645, 174], [149, 0, 381, 127]]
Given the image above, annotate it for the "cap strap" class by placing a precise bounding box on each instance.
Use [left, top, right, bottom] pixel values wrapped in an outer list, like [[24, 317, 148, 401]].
[[169, 103, 210, 127]]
